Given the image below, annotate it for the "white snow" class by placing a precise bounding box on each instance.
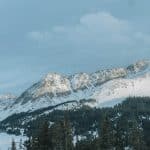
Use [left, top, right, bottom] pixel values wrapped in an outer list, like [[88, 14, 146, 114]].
[[0, 132, 27, 150], [0, 94, 16, 110], [70, 73, 91, 90], [91, 73, 150, 107], [29, 73, 71, 98], [1, 72, 150, 121], [0, 60, 150, 121]]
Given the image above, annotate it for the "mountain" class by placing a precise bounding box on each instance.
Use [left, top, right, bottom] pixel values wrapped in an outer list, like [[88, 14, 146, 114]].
[[0, 60, 150, 121], [0, 94, 16, 109], [1, 97, 150, 149]]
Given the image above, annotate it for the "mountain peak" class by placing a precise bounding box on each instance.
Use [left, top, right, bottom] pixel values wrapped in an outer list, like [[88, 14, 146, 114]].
[[29, 72, 71, 99], [1, 60, 150, 121], [127, 60, 150, 73], [16, 60, 150, 105], [42, 72, 63, 82]]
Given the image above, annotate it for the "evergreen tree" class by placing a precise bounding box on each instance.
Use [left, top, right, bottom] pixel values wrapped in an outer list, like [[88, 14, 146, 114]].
[[51, 122, 64, 150], [63, 117, 74, 150], [24, 137, 32, 150], [114, 119, 126, 150], [51, 116, 73, 150], [38, 121, 52, 150], [24, 121, 52, 150], [99, 116, 114, 150], [11, 139, 16, 150], [19, 139, 23, 150], [129, 120, 147, 150]]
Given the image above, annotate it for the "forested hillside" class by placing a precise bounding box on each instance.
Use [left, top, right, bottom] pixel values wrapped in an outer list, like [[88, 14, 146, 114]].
[[4, 97, 150, 149]]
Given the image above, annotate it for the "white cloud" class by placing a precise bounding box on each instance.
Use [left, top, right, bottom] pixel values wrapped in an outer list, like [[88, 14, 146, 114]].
[[79, 12, 130, 33], [27, 11, 150, 48]]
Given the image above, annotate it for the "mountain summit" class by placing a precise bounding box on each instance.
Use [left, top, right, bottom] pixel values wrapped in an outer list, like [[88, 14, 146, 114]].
[[0, 60, 150, 121]]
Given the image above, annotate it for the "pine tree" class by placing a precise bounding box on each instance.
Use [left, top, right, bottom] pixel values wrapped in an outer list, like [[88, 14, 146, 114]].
[[63, 117, 74, 150], [24, 121, 52, 150], [114, 119, 126, 150], [38, 121, 52, 150], [129, 119, 147, 150], [99, 116, 114, 150], [19, 139, 23, 150], [24, 137, 32, 150], [51, 116, 73, 150], [51, 121, 64, 150], [11, 139, 16, 150]]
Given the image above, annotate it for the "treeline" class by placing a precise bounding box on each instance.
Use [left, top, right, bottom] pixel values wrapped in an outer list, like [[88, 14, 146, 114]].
[[22, 114, 147, 150], [9, 97, 150, 149]]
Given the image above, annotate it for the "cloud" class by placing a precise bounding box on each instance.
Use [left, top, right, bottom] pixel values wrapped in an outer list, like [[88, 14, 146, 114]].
[[79, 12, 129, 32], [27, 11, 150, 51]]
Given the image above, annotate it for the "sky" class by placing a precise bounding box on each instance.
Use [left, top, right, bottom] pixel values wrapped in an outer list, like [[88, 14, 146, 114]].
[[0, 0, 150, 95]]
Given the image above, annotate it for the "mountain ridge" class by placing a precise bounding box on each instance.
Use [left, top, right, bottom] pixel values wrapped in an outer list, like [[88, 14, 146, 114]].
[[0, 60, 150, 121]]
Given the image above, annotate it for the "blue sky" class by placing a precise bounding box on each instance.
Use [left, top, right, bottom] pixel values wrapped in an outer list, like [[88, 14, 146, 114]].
[[0, 0, 150, 95]]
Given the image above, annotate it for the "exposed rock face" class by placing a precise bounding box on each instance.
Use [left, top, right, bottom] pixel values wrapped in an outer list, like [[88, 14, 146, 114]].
[[30, 73, 71, 98], [16, 68, 128, 104], [15, 60, 150, 105], [16, 73, 71, 104], [70, 73, 91, 91], [127, 60, 150, 73], [1, 60, 150, 121], [91, 68, 127, 86]]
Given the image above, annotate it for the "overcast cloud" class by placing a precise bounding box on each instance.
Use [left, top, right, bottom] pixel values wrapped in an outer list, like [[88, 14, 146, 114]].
[[0, 0, 150, 94]]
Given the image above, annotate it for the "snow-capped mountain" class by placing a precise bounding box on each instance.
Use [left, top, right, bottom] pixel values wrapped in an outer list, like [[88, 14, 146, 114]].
[[0, 94, 16, 109], [0, 60, 150, 121], [15, 69, 126, 104]]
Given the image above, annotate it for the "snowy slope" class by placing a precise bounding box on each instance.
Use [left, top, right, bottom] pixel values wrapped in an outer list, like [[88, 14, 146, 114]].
[[0, 60, 150, 121], [0, 132, 27, 150], [90, 73, 150, 107], [0, 94, 16, 110], [14, 68, 128, 105]]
